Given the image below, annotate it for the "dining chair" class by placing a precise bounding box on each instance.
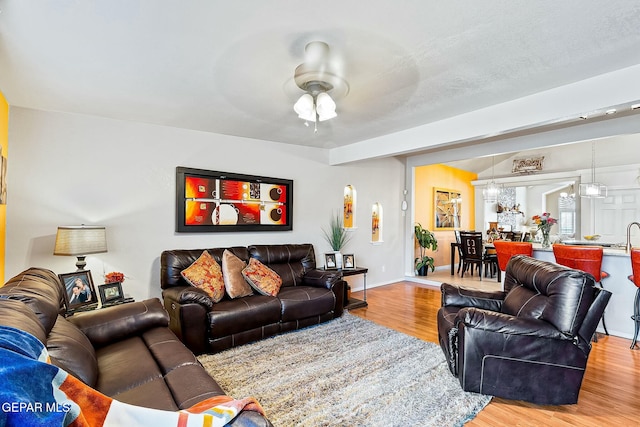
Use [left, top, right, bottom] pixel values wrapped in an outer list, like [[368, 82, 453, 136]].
[[628, 248, 640, 349], [459, 232, 486, 280], [552, 244, 609, 337], [454, 230, 464, 274], [483, 245, 499, 278], [492, 241, 533, 282]]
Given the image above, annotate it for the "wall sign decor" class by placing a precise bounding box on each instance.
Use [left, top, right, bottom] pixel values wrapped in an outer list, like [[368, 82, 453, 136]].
[[434, 188, 462, 230], [176, 167, 293, 232], [512, 156, 544, 174]]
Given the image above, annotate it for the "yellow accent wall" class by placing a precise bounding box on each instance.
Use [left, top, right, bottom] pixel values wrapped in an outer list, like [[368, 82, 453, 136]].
[[414, 164, 477, 268], [0, 91, 7, 283]]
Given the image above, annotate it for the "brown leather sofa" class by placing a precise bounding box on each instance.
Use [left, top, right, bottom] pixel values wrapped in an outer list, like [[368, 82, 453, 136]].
[[161, 244, 345, 354], [0, 267, 271, 426]]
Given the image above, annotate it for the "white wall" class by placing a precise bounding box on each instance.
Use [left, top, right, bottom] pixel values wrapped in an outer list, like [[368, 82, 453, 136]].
[[6, 108, 406, 301]]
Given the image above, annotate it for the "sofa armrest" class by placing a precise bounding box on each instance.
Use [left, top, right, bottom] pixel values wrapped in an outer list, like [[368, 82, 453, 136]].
[[162, 285, 214, 310], [302, 269, 342, 289], [441, 282, 506, 312], [301, 269, 344, 318], [67, 298, 168, 348]]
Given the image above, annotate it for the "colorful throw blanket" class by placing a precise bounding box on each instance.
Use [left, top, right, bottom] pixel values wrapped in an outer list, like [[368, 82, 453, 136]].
[[0, 326, 265, 426]]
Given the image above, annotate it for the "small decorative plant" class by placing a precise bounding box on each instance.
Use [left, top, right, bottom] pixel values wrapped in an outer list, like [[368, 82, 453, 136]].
[[322, 211, 352, 252], [105, 272, 125, 283], [414, 223, 438, 275]]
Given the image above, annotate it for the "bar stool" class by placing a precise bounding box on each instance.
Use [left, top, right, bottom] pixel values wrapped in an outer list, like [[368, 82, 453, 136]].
[[628, 248, 640, 349], [493, 241, 533, 283], [552, 244, 609, 336]]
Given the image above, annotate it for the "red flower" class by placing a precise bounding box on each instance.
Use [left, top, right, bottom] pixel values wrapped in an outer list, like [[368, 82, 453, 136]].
[[105, 272, 125, 283]]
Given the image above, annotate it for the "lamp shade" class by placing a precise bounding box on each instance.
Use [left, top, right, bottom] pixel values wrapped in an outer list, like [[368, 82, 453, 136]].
[[316, 92, 337, 121], [54, 226, 107, 256], [293, 94, 316, 122], [483, 181, 502, 203], [579, 182, 607, 198]]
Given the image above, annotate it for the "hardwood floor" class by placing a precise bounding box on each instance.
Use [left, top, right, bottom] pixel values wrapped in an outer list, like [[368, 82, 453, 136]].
[[349, 279, 640, 427]]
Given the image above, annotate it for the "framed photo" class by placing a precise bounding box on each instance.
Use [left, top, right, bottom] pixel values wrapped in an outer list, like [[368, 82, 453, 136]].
[[324, 253, 338, 270], [342, 254, 356, 269], [59, 271, 96, 311], [176, 167, 293, 233], [98, 282, 125, 305], [434, 188, 462, 230]]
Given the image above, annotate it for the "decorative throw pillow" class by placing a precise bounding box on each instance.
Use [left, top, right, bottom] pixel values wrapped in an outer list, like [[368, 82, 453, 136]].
[[242, 258, 282, 297], [222, 249, 253, 298], [180, 251, 225, 303]]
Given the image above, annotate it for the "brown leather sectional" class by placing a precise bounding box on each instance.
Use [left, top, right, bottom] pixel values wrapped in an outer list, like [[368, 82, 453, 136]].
[[161, 244, 346, 354], [0, 267, 271, 426]]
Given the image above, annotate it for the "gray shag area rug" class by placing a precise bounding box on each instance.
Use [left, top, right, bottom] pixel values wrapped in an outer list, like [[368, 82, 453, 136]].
[[198, 313, 491, 426]]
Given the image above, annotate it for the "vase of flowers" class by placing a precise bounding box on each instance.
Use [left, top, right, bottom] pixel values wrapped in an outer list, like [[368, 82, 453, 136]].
[[532, 213, 557, 248]]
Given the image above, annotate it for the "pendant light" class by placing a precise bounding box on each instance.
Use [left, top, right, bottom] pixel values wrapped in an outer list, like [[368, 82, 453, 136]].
[[579, 142, 607, 198], [483, 156, 502, 203]]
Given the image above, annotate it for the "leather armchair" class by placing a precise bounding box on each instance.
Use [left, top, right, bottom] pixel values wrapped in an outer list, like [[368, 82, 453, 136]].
[[437, 255, 611, 405]]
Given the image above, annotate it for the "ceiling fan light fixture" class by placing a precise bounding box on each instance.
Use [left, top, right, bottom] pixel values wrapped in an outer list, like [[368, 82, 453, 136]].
[[294, 93, 316, 122], [316, 92, 337, 121], [292, 41, 348, 128]]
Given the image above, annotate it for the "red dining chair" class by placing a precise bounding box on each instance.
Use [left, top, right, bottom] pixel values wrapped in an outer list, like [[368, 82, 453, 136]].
[[493, 241, 533, 283], [628, 248, 640, 349], [552, 244, 609, 336]]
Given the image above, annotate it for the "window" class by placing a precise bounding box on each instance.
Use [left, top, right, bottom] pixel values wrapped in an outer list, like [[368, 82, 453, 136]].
[[558, 195, 576, 237]]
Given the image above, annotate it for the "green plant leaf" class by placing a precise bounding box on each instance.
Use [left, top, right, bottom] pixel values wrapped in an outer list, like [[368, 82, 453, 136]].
[[322, 211, 352, 251]]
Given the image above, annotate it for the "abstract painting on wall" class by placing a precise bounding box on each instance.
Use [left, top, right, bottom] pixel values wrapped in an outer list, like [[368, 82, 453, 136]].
[[176, 167, 293, 232], [434, 188, 462, 230]]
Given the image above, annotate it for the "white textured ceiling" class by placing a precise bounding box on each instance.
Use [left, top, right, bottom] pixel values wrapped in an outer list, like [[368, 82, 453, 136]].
[[1, 1, 640, 157]]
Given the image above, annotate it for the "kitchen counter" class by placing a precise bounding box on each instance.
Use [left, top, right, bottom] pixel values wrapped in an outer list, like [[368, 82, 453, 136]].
[[532, 242, 630, 257]]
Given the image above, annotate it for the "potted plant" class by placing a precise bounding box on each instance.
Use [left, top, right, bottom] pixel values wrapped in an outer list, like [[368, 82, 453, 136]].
[[322, 212, 352, 268], [414, 223, 438, 276]]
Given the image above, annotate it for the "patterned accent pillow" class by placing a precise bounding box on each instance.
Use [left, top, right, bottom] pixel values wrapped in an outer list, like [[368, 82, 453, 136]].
[[242, 258, 282, 297], [180, 251, 225, 303], [222, 249, 253, 299]]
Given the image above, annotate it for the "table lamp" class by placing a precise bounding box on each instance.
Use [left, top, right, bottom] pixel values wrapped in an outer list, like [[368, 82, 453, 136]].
[[53, 225, 107, 271]]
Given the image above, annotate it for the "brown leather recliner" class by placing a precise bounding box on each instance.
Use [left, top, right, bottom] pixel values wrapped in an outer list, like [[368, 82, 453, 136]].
[[437, 255, 611, 405], [0, 267, 271, 426], [161, 243, 345, 354]]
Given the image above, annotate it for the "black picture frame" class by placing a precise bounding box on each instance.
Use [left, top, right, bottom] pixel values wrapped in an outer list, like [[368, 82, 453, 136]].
[[98, 282, 124, 305], [59, 271, 97, 311], [325, 253, 337, 270], [342, 254, 356, 269], [176, 167, 293, 233]]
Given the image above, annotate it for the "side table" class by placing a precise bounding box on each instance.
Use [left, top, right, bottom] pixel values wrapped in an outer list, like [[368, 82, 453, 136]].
[[341, 267, 368, 310]]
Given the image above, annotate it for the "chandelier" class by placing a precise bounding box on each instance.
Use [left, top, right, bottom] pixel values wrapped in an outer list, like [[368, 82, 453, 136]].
[[579, 141, 607, 198], [483, 156, 502, 203], [293, 41, 349, 132]]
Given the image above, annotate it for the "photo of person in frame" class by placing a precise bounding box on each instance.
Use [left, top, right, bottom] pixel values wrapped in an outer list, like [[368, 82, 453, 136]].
[[59, 271, 96, 310], [325, 253, 337, 269], [343, 254, 355, 269]]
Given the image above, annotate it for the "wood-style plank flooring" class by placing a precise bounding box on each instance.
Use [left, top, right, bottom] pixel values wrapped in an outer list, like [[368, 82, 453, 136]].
[[349, 272, 640, 427]]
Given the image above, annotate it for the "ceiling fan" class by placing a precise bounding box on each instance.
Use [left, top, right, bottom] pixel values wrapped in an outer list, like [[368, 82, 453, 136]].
[[292, 41, 349, 131]]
